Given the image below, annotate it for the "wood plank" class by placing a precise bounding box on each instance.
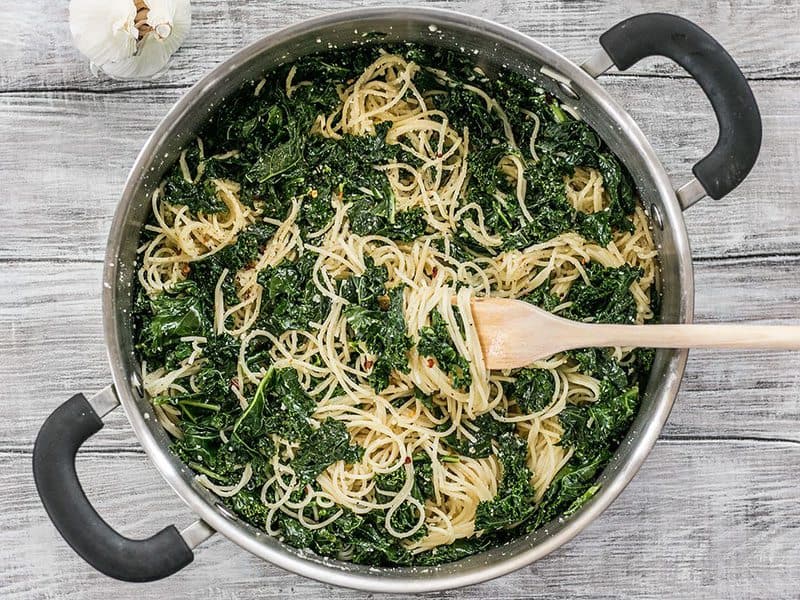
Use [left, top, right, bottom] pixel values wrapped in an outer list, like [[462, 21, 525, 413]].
[[1, 0, 798, 95], [607, 76, 800, 261], [0, 77, 798, 262], [0, 88, 184, 262], [4, 439, 799, 599], [3, 256, 799, 452]]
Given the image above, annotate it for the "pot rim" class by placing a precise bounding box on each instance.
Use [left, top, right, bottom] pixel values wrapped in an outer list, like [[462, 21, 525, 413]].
[[103, 6, 693, 592]]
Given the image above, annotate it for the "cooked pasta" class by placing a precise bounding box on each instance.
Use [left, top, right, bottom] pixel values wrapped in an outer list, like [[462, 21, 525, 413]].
[[133, 45, 658, 566]]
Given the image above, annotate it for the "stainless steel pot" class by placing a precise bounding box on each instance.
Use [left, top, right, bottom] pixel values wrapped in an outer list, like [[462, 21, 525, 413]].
[[33, 8, 761, 592]]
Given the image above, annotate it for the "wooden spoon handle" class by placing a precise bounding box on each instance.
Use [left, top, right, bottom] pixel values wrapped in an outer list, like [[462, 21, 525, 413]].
[[576, 323, 800, 351], [470, 298, 800, 369]]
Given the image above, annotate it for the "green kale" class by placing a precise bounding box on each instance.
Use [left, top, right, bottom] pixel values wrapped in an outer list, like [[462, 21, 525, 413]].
[[291, 418, 364, 484], [443, 413, 513, 459], [231, 369, 270, 452], [195, 65, 401, 232], [191, 367, 229, 399], [136, 280, 210, 364], [170, 394, 271, 489], [564, 263, 642, 324], [536, 116, 601, 167], [188, 222, 276, 305], [374, 459, 431, 540], [563, 484, 602, 517], [345, 288, 410, 391], [598, 153, 636, 232], [475, 433, 536, 532], [528, 353, 641, 529], [276, 512, 314, 547], [569, 347, 628, 391], [528, 451, 608, 530], [247, 135, 303, 183], [628, 347, 656, 390], [458, 144, 531, 253], [575, 209, 613, 247], [163, 169, 226, 214], [450, 76, 634, 253], [375, 456, 436, 503], [160, 143, 228, 214], [338, 257, 388, 306], [348, 185, 428, 241], [411, 454, 435, 499], [262, 368, 316, 442], [278, 507, 415, 566], [468, 144, 516, 197], [171, 366, 322, 503], [437, 81, 505, 141], [229, 490, 271, 528], [256, 254, 330, 333], [418, 309, 472, 390], [161, 333, 240, 405], [511, 368, 555, 413], [294, 121, 402, 235], [345, 512, 415, 565], [559, 386, 639, 463], [413, 535, 499, 566], [342, 262, 411, 391], [522, 282, 562, 312]]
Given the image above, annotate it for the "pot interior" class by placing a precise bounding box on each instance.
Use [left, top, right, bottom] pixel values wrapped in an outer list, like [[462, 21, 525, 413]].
[[105, 8, 692, 592]]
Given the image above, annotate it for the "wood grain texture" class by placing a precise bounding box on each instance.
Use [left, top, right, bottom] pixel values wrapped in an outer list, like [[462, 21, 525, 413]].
[[4, 440, 799, 599], [1, 0, 799, 94], [475, 297, 800, 369], [1, 77, 799, 262], [4, 1, 800, 597]]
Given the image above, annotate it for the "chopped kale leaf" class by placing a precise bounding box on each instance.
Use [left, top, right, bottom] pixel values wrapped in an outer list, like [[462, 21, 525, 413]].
[[291, 418, 364, 484], [511, 368, 556, 414], [418, 309, 472, 390], [475, 433, 536, 532], [342, 261, 412, 391], [564, 263, 642, 324], [444, 413, 513, 459]]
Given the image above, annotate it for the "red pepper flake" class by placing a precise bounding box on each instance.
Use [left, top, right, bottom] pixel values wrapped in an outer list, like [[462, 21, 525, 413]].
[[404, 456, 412, 464], [431, 266, 438, 277], [364, 359, 374, 370], [181, 264, 190, 276], [427, 358, 435, 368], [230, 378, 240, 389], [436, 152, 443, 158]]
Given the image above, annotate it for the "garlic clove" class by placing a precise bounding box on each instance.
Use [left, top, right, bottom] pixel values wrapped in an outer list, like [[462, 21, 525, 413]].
[[70, 0, 139, 66], [69, 0, 192, 80], [145, 0, 192, 59], [100, 26, 179, 79]]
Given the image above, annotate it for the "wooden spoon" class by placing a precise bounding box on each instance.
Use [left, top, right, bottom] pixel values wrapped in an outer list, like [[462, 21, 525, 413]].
[[471, 297, 800, 370]]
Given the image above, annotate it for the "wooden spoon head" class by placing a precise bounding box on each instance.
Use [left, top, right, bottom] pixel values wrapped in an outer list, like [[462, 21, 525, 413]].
[[471, 297, 578, 369]]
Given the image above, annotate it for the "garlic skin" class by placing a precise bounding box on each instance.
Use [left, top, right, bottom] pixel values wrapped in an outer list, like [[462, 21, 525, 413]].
[[69, 0, 192, 80]]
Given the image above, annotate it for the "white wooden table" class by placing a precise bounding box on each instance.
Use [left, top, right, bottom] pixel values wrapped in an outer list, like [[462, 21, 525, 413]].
[[2, 1, 799, 598]]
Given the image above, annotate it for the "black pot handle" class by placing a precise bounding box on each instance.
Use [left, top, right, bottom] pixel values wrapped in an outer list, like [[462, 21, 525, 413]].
[[33, 391, 194, 582], [598, 13, 762, 200]]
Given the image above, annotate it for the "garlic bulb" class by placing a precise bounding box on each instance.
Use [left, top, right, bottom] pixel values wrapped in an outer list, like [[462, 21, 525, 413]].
[[69, 0, 191, 80]]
